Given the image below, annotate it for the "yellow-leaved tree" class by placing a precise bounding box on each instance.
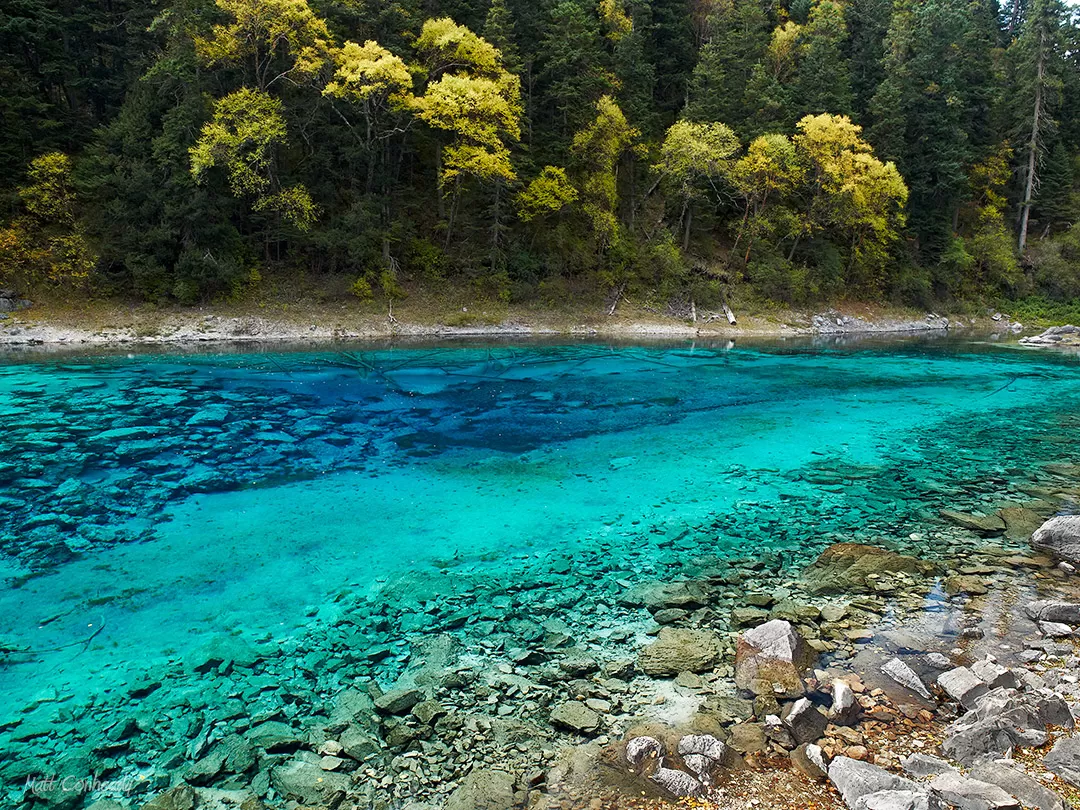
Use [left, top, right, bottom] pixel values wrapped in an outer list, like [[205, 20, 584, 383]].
[[572, 95, 638, 252], [413, 18, 523, 252], [189, 0, 332, 233], [654, 120, 740, 250], [792, 114, 908, 290]]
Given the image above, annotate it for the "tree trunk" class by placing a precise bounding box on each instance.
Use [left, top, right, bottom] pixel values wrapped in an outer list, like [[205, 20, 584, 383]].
[[682, 204, 693, 252], [490, 181, 502, 271], [1018, 29, 1046, 254]]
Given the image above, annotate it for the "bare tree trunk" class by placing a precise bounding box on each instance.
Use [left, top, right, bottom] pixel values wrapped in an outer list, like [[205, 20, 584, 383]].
[[682, 205, 693, 252], [1018, 31, 1046, 254]]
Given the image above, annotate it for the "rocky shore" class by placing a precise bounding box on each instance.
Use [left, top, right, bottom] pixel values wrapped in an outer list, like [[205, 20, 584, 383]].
[[1021, 326, 1080, 350], [0, 296, 1024, 347]]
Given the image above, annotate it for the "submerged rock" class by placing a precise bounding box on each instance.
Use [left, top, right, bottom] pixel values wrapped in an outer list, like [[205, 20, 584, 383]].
[[638, 627, 721, 677], [271, 752, 352, 803], [1031, 516, 1080, 565], [941, 509, 1006, 535], [735, 619, 813, 697], [445, 768, 516, 810], [550, 701, 601, 734], [802, 543, 927, 594]]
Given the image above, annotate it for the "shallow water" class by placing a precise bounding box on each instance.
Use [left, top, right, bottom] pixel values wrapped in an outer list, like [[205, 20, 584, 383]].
[[1, 338, 1079, 805]]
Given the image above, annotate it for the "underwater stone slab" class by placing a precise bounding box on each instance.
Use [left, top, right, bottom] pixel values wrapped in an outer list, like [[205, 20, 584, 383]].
[[638, 627, 721, 677], [445, 768, 516, 810], [802, 543, 927, 594], [549, 701, 601, 734]]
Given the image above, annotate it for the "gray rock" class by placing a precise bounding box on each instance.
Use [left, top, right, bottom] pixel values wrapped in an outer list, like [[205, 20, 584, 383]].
[[829, 756, 920, 809], [1043, 736, 1080, 788], [1024, 600, 1080, 625], [783, 697, 829, 744], [803, 543, 927, 594], [971, 761, 1067, 810], [926, 653, 953, 670], [734, 619, 813, 697], [339, 724, 380, 760], [941, 718, 1018, 767], [1039, 621, 1074, 638], [901, 754, 958, 778], [619, 580, 712, 611], [374, 687, 424, 714], [970, 661, 1019, 691], [855, 791, 934, 810], [626, 736, 665, 768], [550, 701, 601, 734], [677, 734, 728, 762], [638, 627, 721, 677], [938, 668, 990, 710], [649, 766, 703, 798], [929, 771, 1021, 809], [446, 768, 516, 810], [1031, 516, 1080, 564], [882, 657, 933, 700], [832, 680, 861, 725]]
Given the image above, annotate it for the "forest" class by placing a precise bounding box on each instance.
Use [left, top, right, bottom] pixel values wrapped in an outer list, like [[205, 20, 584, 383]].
[[1, 0, 1080, 313]]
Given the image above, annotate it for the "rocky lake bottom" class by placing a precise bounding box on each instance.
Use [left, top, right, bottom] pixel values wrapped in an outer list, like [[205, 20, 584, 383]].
[[0, 338, 1079, 810]]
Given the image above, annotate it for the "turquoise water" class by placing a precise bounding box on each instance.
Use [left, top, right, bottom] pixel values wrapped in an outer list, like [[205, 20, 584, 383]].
[[1, 338, 1079, 806]]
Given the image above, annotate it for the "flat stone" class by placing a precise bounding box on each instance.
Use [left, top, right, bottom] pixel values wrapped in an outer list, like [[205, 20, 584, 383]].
[[829, 756, 920, 809], [929, 771, 1021, 809], [550, 701, 601, 734], [374, 688, 424, 714], [941, 509, 1006, 534], [1024, 600, 1080, 624], [901, 753, 958, 778], [970, 661, 1019, 691], [1043, 736, 1080, 788], [937, 667, 990, 710], [803, 543, 927, 594], [271, 752, 351, 804], [855, 791, 933, 810], [971, 761, 1067, 810], [446, 768, 516, 810]]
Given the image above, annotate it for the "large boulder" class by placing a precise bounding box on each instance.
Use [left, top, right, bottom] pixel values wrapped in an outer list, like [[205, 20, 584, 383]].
[[1031, 516, 1080, 565], [638, 627, 721, 677], [828, 756, 920, 809], [929, 772, 1020, 810], [854, 792, 933, 810], [802, 544, 928, 594], [446, 769, 517, 810], [734, 619, 814, 697], [941, 509, 1006, 535]]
